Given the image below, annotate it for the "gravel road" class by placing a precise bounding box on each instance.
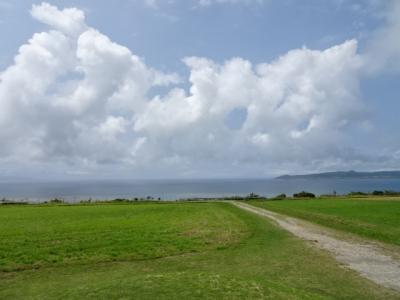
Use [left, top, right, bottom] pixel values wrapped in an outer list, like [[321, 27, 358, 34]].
[[233, 201, 400, 292]]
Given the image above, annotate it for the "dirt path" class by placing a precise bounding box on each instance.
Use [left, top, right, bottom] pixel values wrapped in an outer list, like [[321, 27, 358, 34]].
[[232, 201, 400, 292]]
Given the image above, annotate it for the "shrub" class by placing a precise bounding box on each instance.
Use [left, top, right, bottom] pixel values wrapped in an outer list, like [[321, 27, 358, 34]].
[[223, 196, 246, 200], [49, 198, 64, 204], [293, 191, 315, 198], [272, 193, 286, 200], [372, 190, 384, 196], [246, 193, 261, 199], [112, 198, 130, 202], [348, 191, 368, 196], [383, 190, 400, 196]]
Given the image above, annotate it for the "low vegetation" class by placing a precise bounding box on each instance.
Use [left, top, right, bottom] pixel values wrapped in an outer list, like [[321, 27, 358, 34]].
[[0, 202, 397, 299], [293, 191, 316, 198], [249, 197, 400, 246], [348, 190, 400, 196]]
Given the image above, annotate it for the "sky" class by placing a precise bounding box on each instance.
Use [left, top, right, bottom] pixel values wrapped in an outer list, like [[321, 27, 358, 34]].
[[0, 0, 399, 180]]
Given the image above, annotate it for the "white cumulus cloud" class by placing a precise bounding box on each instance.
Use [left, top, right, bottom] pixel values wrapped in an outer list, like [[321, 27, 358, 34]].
[[364, 1, 400, 73], [0, 2, 398, 177], [31, 2, 87, 36]]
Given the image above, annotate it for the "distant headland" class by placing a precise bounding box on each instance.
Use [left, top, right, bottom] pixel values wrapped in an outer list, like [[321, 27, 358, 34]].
[[276, 170, 400, 180]]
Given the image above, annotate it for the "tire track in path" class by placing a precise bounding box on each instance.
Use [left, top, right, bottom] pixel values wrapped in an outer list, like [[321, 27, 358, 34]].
[[232, 201, 400, 292]]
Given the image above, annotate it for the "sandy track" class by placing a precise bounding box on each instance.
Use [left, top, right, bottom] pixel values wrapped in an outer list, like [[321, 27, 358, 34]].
[[232, 201, 400, 292]]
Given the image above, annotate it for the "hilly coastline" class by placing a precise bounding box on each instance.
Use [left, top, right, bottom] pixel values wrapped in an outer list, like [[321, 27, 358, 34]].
[[276, 170, 400, 179]]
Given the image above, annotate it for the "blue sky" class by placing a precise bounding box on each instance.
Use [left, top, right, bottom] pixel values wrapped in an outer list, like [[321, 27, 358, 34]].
[[0, 1, 385, 69], [0, 0, 399, 179]]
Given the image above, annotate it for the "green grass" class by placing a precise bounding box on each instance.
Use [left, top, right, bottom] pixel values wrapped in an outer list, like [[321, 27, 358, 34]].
[[0, 202, 247, 272], [249, 197, 400, 246], [0, 202, 398, 299]]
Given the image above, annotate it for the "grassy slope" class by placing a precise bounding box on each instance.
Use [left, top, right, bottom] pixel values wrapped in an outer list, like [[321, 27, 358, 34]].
[[0, 202, 398, 299], [249, 198, 400, 246]]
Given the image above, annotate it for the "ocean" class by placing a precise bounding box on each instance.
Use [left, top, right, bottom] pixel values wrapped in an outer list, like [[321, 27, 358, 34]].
[[1, 178, 400, 202]]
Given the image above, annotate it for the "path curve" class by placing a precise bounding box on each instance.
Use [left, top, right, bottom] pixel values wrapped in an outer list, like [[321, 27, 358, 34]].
[[232, 201, 400, 292]]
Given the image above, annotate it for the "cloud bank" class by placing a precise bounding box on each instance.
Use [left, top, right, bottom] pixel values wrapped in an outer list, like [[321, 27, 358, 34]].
[[0, 2, 399, 177]]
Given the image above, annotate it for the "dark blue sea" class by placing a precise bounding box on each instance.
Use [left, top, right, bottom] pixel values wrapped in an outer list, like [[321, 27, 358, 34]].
[[1, 178, 400, 202]]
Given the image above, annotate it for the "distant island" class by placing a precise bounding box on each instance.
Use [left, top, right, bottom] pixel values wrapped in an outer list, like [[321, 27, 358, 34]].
[[276, 170, 400, 180]]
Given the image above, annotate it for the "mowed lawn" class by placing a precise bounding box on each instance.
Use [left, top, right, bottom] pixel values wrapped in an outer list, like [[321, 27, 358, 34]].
[[0, 202, 247, 272], [249, 198, 400, 246], [0, 202, 398, 299]]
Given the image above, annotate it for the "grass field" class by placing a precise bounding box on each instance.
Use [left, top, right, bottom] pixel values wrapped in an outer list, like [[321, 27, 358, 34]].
[[0, 202, 398, 299], [0, 202, 247, 272], [249, 197, 400, 246]]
